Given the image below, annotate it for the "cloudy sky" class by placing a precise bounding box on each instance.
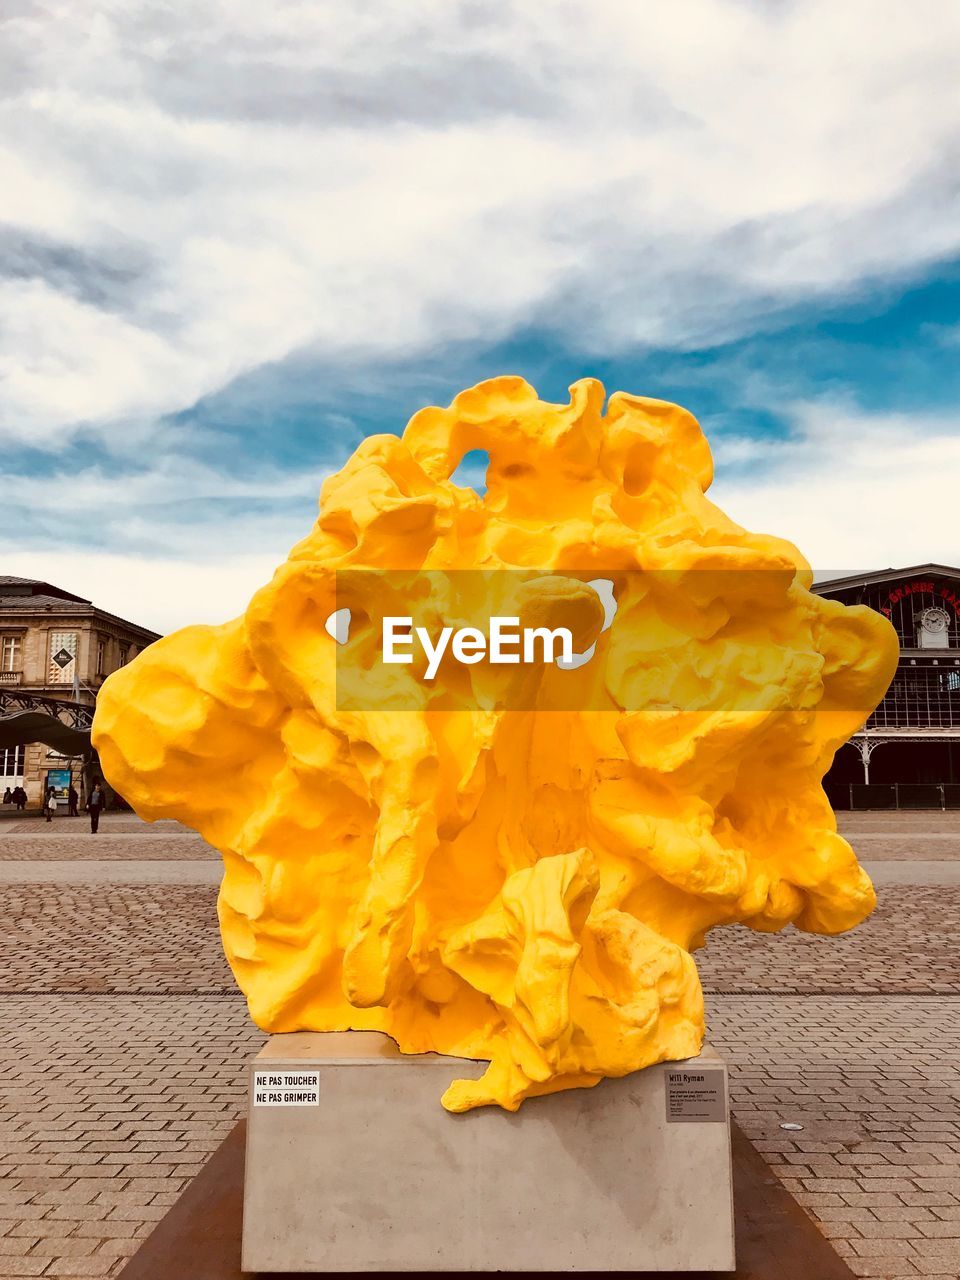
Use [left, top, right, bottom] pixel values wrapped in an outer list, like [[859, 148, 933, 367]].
[[2, 0, 959, 633]]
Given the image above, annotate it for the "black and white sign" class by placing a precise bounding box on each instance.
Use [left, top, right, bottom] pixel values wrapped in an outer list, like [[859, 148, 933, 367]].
[[52, 648, 74, 669], [664, 1066, 727, 1123], [253, 1069, 320, 1107]]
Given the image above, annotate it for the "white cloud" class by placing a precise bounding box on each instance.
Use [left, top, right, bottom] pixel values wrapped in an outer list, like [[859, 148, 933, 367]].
[[3, 0, 960, 631], [5, 404, 960, 635], [3, 456, 323, 515], [1, 0, 959, 443], [5, 400, 958, 637], [712, 403, 960, 571], [0, 547, 279, 635]]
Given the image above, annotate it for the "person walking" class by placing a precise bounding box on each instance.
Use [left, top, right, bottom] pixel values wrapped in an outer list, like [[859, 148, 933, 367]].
[[44, 785, 57, 822], [2, 787, 11, 806], [13, 786, 26, 811], [87, 781, 105, 834], [68, 786, 79, 817]]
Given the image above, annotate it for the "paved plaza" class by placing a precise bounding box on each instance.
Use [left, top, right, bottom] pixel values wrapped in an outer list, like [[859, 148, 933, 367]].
[[0, 811, 958, 1278]]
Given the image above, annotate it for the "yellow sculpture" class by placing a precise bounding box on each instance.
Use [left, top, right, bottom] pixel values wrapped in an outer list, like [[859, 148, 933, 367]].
[[93, 378, 897, 1112]]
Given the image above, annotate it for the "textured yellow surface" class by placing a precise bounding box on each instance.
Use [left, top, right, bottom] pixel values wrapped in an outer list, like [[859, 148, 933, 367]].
[[93, 378, 898, 1112]]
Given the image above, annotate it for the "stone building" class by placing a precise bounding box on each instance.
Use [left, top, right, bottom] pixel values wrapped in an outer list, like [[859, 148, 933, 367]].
[[0, 576, 160, 808]]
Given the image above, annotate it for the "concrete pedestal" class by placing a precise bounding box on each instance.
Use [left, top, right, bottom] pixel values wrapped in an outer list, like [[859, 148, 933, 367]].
[[241, 1032, 735, 1273]]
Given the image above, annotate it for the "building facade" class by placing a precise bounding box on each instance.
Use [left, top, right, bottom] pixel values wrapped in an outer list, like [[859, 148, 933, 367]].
[[815, 564, 960, 809], [0, 577, 159, 807]]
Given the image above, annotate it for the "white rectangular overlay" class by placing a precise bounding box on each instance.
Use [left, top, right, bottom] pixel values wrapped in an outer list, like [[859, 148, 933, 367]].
[[253, 1069, 320, 1107]]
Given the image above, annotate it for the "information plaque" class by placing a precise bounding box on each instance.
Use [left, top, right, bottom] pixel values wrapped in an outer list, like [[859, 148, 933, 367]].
[[664, 1066, 727, 1123]]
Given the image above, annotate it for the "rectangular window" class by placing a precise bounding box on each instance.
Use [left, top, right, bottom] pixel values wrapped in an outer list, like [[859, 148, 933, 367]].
[[48, 632, 78, 685], [1, 745, 25, 778], [96, 639, 105, 676], [119, 645, 129, 666], [1, 635, 22, 673]]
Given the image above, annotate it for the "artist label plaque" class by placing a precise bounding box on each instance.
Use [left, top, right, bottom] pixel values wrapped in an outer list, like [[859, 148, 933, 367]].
[[253, 1069, 320, 1107], [664, 1066, 727, 1123]]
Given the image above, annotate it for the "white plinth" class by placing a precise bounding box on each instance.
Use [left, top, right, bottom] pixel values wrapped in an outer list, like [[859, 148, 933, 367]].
[[242, 1031, 735, 1273]]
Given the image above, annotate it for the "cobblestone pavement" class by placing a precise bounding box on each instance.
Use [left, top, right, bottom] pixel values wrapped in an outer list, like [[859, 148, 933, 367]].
[[0, 836, 215, 862], [837, 812, 960, 861], [837, 812, 960, 832], [0, 886, 230, 996], [699, 886, 960, 995], [839, 810, 960, 847], [709, 997, 960, 1280], [0, 816, 215, 861], [0, 997, 261, 1279], [865, 861, 960, 886], [2, 877, 955, 1000], [848, 835, 960, 861], [0, 812, 958, 1278], [848, 838, 960, 864], [0, 863, 221, 886], [0, 817, 191, 837]]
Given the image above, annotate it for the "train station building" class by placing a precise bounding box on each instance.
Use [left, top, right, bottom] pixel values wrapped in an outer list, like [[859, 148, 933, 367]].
[[815, 563, 960, 809]]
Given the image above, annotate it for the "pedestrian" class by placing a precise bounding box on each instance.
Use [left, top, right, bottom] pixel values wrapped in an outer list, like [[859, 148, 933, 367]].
[[2, 787, 11, 806], [44, 785, 57, 822], [68, 786, 79, 817], [13, 786, 26, 811], [87, 780, 105, 834]]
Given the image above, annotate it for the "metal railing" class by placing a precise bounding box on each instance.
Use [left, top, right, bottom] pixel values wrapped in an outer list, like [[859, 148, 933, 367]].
[[825, 781, 960, 811]]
